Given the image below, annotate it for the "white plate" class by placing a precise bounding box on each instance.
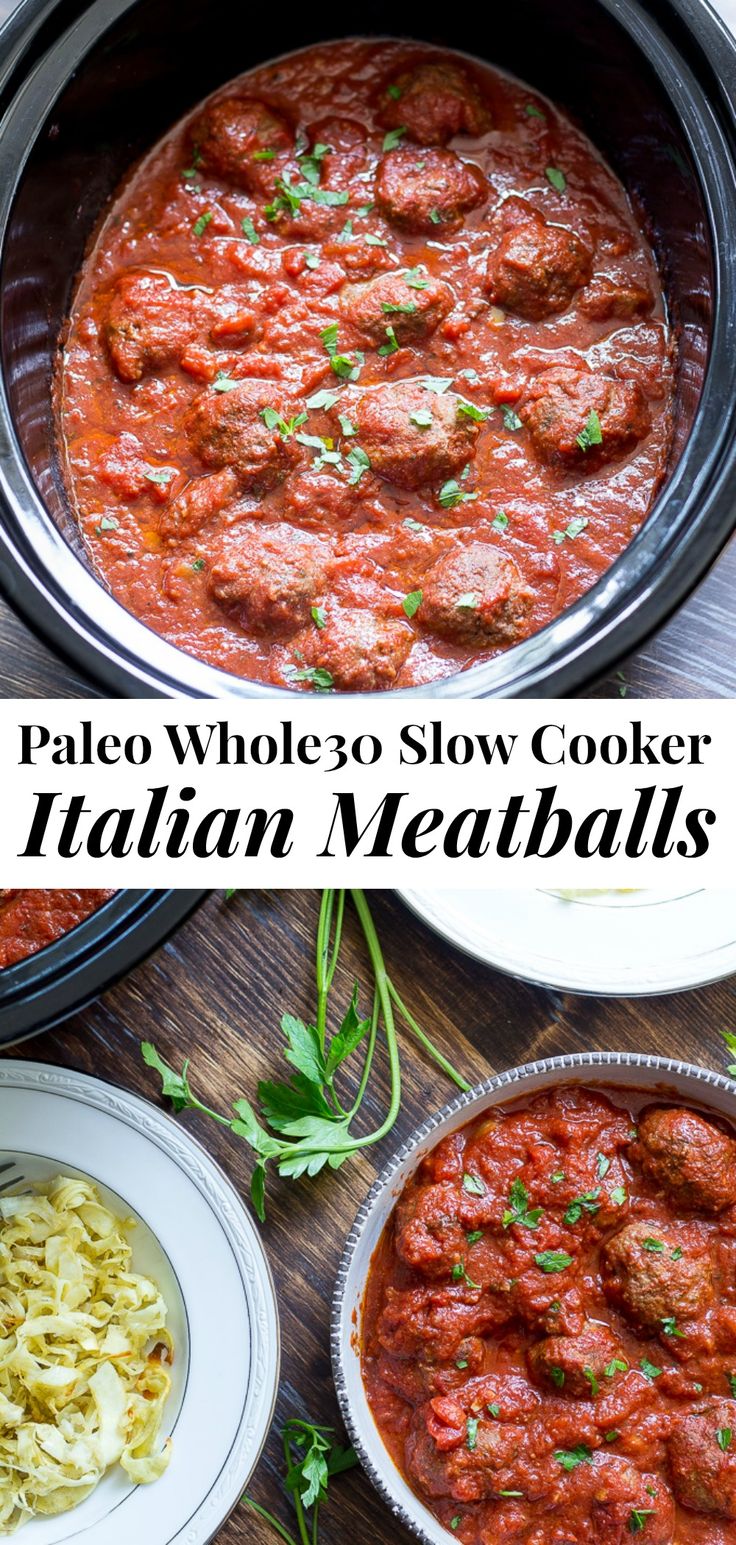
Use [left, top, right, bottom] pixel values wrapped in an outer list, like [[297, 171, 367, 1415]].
[[398, 887, 736, 995], [0, 1061, 279, 1545]]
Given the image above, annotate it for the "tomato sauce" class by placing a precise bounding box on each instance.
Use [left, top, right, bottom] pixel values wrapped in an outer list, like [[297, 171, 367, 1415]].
[[362, 1087, 736, 1542], [58, 40, 675, 692], [0, 890, 115, 968]]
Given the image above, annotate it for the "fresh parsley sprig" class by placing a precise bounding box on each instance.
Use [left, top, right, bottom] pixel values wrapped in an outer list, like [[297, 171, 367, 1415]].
[[142, 889, 470, 1221], [244, 1419, 357, 1545]]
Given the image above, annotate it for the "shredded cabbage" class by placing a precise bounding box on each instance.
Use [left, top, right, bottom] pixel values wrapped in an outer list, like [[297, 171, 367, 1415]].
[[0, 1175, 172, 1533]]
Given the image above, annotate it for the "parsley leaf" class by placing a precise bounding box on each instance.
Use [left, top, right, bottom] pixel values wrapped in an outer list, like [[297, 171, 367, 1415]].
[[402, 589, 423, 619], [535, 1251, 574, 1274], [503, 1178, 543, 1230]]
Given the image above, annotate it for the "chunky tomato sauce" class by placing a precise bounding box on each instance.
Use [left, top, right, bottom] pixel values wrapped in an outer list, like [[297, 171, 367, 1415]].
[[0, 890, 115, 968], [58, 40, 674, 692], [362, 1087, 736, 1542]]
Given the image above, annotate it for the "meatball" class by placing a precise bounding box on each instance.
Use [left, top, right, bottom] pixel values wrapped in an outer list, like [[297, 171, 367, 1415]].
[[669, 1400, 736, 1518], [485, 209, 593, 320], [207, 524, 328, 636], [104, 271, 206, 383], [579, 275, 654, 320], [406, 1407, 524, 1502], [520, 365, 651, 471], [601, 1221, 712, 1330], [191, 95, 292, 191], [419, 545, 532, 646], [160, 468, 238, 544], [632, 1107, 736, 1214], [395, 1182, 469, 1278], [375, 148, 487, 233], [290, 608, 412, 692], [339, 269, 453, 346], [379, 60, 491, 145], [528, 1323, 626, 1399], [186, 379, 294, 490], [356, 382, 480, 492], [563, 1456, 675, 1544]]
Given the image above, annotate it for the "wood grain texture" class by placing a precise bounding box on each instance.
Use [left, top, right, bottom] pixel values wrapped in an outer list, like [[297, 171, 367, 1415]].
[[1, 528, 734, 700], [6, 887, 736, 1543]]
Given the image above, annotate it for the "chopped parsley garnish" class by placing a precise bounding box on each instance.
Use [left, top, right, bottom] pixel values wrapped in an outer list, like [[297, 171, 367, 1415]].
[[545, 165, 567, 192], [610, 1186, 627, 1206], [191, 557, 206, 573], [450, 1519, 460, 1532], [550, 1171, 565, 1185], [338, 413, 357, 437], [596, 1154, 611, 1179], [305, 252, 320, 269], [402, 590, 423, 619], [503, 1178, 543, 1230], [404, 266, 429, 289], [382, 300, 417, 315], [535, 1251, 574, 1274], [525, 102, 547, 119], [671, 1246, 683, 1261], [421, 376, 453, 395], [252, 147, 276, 161], [456, 592, 479, 610], [552, 517, 589, 545], [641, 1238, 664, 1253], [661, 1317, 685, 1339], [452, 1261, 480, 1290], [404, 517, 428, 533], [457, 399, 489, 423], [294, 431, 343, 471], [718, 1427, 733, 1451], [576, 408, 604, 452], [640, 1359, 662, 1381], [320, 323, 339, 355], [456, 1358, 468, 1370], [488, 1402, 500, 1418], [213, 370, 238, 393], [463, 1172, 486, 1197], [410, 408, 433, 429], [429, 208, 443, 225], [604, 1358, 628, 1378], [241, 216, 259, 245], [584, 1367, 600, 1397], [501, 405, 523, 431], [265, 170, 348, 220], [260, 406, 308, 439], [564, 1189, 601, 1225], [628, 1510, 655, 1534], [337, 219, 354, 241], [729, 1373, 736, 1397], [550, 1366, 565, 1389], [311, 606, 326, 630], [605, 1429, 620, 1442], [378, 325, 399, 356], [365, 233, 388, 247], [192, 210, 214, 236], [438, 480, 479, 510], [466, 1417, 479, 1451], [331, 352, 364, 380], [555, 1445, 591, 1471], [306, 388, 340, 411], [467, 1230, 483, 1246], [283, 664, 334, 692], [346, 447, 371, 486], [383, 126, 407, 151], [492, 510, 509, 533], [95, 515, 119, 534], [143, 467, 175, 486], [387, 84, 403, 100]]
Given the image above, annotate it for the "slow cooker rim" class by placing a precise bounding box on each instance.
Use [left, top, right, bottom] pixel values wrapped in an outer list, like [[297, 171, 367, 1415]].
[[0, 0, 734, 700]]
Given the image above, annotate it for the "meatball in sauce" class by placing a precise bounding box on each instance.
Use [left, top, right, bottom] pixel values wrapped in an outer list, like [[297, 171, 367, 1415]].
[[58, 40, 674, 691], [362, 1088, 736, 1543]]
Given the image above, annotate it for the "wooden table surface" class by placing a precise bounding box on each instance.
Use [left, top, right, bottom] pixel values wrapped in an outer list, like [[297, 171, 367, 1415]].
[[6, 886, 736, 1544]]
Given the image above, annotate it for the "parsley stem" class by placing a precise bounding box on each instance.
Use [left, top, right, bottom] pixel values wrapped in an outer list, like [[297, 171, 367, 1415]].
[[243, 1499, 299, 1545], [387, 980, 471, 1093], [283, 1430, 311, 1545], [346, 988, 380, 1120], [349, 890, 402, 1143], [315, 889, 345, 1051]]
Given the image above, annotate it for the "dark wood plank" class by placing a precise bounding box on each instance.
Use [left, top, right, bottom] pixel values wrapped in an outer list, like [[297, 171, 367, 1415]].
[[1, 534, 733, 700], [7, 887, 736, 1543]]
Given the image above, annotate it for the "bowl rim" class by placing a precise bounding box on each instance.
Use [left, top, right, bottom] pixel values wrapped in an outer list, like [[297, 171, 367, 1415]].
[[331, 1049, 736, 1544], [1, 0, 736, 698]]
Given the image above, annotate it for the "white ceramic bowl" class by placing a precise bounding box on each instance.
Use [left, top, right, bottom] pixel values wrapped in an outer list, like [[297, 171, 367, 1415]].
[[331, 1051, 736, 1545]]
